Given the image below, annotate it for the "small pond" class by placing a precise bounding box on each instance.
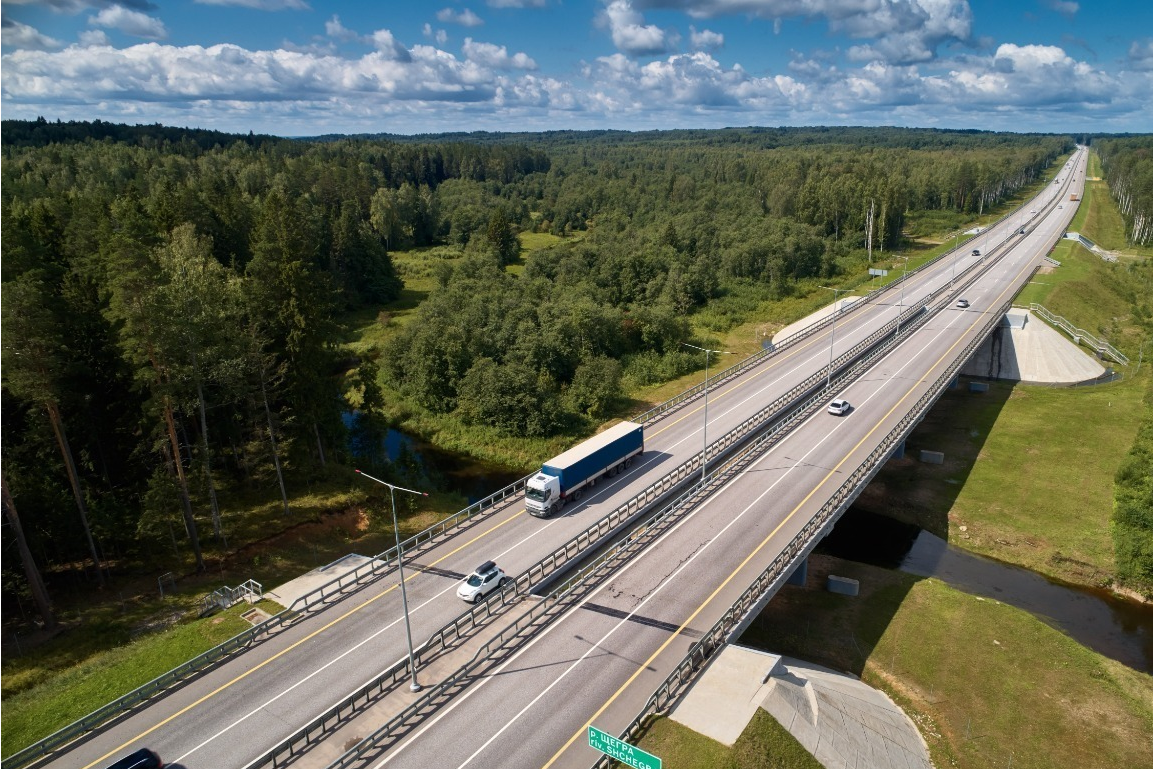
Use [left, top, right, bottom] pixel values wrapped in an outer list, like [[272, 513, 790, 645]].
[[344, 412, 525, 503]]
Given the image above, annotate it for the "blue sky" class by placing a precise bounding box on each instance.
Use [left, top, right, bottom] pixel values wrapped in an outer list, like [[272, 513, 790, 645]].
[[2, 1, 1150, 136]]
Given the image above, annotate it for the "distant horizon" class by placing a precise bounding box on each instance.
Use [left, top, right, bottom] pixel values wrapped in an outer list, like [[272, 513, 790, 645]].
[[6, 116, 1137, 142], [3, 1, 1151, 137]]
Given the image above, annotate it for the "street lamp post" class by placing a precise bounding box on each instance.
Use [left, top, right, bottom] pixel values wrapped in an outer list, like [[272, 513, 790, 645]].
[[355, 469, 427, 692], [683, 343, 734, 484], [951, 230, 960, 285], [895, 255, 911, 334], [818, 286, 851, 391]]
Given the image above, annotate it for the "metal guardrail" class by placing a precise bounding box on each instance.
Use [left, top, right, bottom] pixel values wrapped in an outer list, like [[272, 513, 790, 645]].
[[1, 485, 529, 769], [590, 297, 1016, 769], [1028, 303, 1129, 365]]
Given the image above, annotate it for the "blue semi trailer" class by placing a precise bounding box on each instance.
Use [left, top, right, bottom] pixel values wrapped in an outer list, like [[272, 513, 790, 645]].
[[525, 421, 643, 517]]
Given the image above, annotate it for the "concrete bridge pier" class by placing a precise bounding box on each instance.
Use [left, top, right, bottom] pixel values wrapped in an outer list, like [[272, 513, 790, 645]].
[[786, 557, 808, 587]]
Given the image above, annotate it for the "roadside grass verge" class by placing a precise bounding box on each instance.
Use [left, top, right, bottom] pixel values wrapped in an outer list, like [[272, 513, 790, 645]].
[[1, 605, 251, 756], [737, 555, 1153, 769], [1, 474, 466, 754], [636, 711, 824, 769]]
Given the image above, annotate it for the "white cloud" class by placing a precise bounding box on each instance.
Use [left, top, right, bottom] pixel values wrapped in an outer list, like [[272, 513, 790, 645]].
[[1041, 0, 1078, 20], [689, 25, 723, 51], [462, 38, 536, 69], [5, 0, 159, 13], [639, 0, 973, 64], [325, 15, 359, 43], [79, 29, 110, 47], [2, 19, 64, 51], [600, 0, 678, 57], [89, 5, 167, 40], [437, 8, 484, 27], [371, 29, 412, 61], [194, 0, 310, 9], [487, 0, 547, 7], [422, 24, 449, 45], [1128, 39, 1153, 72]]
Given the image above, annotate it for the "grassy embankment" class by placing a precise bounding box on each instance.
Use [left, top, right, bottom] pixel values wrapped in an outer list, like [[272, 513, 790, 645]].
[[1, 603, 254, 755], [863, 148, 1152, 588], [639, 559, 1153, 769]]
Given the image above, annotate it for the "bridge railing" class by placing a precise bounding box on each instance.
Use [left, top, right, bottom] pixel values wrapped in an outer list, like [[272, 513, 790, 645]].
[[590, 297, 1016, 769], [1028, 303, 1129, 365]]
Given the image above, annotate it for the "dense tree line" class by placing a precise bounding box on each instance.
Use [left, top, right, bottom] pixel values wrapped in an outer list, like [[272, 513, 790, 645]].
[[1097, 136, 1153, 245], [1, 120, 1072, 622]]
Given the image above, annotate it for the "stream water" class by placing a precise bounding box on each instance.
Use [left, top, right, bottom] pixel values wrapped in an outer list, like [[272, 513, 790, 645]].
[[344, 412, 524, 503], [818, 507, 1153, 672]]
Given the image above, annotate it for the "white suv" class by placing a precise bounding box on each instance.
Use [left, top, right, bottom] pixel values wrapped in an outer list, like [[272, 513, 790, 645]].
[[457, 561, 508, 603], [828, 399, 851, 416]]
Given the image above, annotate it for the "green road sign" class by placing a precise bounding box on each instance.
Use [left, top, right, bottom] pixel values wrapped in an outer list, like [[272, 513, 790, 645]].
[[587, 725, 661, 769]]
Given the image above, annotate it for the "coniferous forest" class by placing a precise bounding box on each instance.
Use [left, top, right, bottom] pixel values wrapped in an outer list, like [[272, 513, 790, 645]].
[[2, 120, 1084, 618]]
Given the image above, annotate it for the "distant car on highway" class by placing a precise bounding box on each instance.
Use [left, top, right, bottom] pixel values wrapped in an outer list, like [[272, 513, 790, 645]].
[[457, 561, 507, 603], [827, 399, 851, 416], [956, 299, 970, 308], [105, 749, 162, 769], [971, 248, 980, 257]]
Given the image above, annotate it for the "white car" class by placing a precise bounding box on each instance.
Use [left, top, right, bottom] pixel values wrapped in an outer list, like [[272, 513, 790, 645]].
[[457, 560, 508, 603], [828, 398, 851, 416], [957, 298, 970, 308]]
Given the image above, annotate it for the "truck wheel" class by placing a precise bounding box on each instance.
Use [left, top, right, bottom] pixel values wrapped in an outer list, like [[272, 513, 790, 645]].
[[572, 488, 582, 502], [623, 457, 633, 470]]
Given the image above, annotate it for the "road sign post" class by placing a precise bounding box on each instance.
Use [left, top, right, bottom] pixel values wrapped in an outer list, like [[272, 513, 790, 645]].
[[588, 726, 661, 769]]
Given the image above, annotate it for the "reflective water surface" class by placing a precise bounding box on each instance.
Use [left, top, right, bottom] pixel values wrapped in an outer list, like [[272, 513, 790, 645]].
[[819, 507, 1153, 672]]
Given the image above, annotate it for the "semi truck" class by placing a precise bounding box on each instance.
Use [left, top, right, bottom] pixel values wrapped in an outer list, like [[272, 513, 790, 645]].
[[525, 421, 643, 517]]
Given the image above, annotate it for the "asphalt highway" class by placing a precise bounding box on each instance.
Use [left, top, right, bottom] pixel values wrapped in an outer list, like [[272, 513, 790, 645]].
[[50, 148, 1087, 769]]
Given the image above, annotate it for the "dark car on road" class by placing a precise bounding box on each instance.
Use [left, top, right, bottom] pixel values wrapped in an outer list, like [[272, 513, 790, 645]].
[[105, 748, 162, 769]]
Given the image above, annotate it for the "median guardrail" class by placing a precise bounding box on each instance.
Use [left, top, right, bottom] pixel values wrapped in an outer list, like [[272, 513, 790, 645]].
[[590, 296, 1016, 769], [249, 294, 942, 769]]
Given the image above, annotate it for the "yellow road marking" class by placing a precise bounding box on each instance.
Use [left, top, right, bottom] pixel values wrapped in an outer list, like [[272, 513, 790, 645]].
[[544, 255, 1035, 768], [85, 506, 531, 769]]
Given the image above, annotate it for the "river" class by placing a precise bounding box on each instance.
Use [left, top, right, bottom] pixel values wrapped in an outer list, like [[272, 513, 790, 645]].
[[818, 507, 1153, 672]]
